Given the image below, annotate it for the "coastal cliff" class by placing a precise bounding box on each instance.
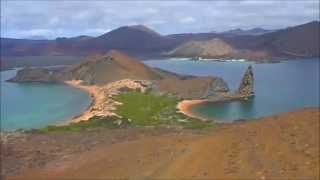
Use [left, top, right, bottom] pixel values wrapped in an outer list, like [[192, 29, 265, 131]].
[[7, 67, 60, 83]]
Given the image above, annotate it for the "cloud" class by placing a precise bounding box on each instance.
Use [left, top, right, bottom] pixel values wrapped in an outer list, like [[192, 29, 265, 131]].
[[84, 28, 111, 35], [49, 17, 60, 26], [145, 19, 166, 26], [179, 17, 196, 24], [1, 0, 319, 38], [21, 29, 53, 36], [145, 8, 158, 14]]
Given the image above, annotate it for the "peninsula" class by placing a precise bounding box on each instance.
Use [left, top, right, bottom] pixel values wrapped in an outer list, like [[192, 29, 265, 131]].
[[8, 50, 254, 122]]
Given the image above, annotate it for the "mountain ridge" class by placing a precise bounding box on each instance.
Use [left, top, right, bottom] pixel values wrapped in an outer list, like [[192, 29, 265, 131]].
[[171, 21, 319, 59], [1, 21, 319, 60], [222, 27, 274, 36]]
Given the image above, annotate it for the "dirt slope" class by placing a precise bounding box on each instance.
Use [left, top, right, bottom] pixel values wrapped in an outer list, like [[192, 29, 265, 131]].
[[5, 108, 319, 180], [158, 108, 319, 179], [63, 50, 161, 85]]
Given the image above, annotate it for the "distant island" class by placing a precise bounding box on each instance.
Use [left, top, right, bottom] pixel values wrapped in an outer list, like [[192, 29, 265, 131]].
[[1, 21, 319, 68], [169, 21, 319, 60]]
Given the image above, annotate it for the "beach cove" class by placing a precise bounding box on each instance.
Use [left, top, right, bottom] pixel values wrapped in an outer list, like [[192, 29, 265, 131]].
[[146, 58, 320, 121], [0, 69, 92, 131]]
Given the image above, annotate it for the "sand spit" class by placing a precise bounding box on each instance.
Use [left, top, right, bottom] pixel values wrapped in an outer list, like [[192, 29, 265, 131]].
[[65, 79, 151, 122]]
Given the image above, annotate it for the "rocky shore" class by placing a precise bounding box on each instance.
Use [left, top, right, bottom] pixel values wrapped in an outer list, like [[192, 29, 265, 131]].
[[177, 65, 254, 120]]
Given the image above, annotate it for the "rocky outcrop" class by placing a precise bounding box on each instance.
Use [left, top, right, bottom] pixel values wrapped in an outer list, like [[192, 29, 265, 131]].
[[238, 65, 254, 96], [154, 76, 229, 99], [8, 67, 59, 83], [201, 66, 254, 102]]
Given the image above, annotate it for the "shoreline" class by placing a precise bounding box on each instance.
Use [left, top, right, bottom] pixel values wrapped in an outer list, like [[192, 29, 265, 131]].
[[64, 82, 224, 124], [177, 99, 209, 121], [66, 81, 213, 124], [64, 79, 152, 124], [64, 80, 106, 123]]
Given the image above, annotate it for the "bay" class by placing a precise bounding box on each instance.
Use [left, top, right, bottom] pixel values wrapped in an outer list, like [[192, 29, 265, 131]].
[[144, 58, 319, 121], [1, 69, 91, 131]]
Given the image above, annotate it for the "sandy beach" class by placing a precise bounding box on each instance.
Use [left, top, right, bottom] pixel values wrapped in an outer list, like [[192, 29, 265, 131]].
[[64, 80, 109, 123], [64, 79, 152, 123], [65, 81, 235, 123], [177, 99, 208, 121], [66, 80, 225, 123], [66, 80, 211, 123]]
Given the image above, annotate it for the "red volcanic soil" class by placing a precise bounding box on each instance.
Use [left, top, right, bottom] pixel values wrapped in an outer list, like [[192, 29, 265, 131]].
[[3, 108, 319, 180]]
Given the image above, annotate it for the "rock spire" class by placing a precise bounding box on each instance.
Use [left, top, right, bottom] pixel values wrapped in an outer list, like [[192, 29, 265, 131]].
[[238, 65, 254, 96]]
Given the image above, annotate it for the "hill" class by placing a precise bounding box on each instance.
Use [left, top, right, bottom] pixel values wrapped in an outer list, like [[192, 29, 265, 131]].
[[222, 28, 274, 36], [169, 38, 236, 58], [9, 50, 232, 99], [1, 25, 175, 57], [3, 108, 319, 179], [171, 21, 319, 60], [224, 21, 320, 59], [88, 25, 175, 56], [263, 21, 319, 57], [63, 50, 162, 85], [2, 21, 318, 60]]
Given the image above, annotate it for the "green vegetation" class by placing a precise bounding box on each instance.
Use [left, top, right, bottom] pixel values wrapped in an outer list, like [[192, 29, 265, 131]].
[[31, 116, 130, 133], [30, 91, 214, 133], [113, 91, 214, 128], [113, 91, 178, 125]]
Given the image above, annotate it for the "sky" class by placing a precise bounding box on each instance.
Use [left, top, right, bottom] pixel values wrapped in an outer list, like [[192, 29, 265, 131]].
[[1, 0, 319, 39]]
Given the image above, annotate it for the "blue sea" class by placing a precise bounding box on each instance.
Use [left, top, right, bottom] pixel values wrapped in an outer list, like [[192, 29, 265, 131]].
[[1, 58, 319, 131], [1, 69, 91, 131], [145, 58, 319, 121]]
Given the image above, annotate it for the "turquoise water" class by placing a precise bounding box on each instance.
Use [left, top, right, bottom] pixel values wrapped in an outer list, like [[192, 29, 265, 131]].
[[1, 69, 91, 131], [145, 58, 319, 121]]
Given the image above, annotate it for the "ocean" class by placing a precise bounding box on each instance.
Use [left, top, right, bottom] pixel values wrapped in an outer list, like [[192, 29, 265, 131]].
[[1, 69, 91, 131], [144, 58, 319, 121]]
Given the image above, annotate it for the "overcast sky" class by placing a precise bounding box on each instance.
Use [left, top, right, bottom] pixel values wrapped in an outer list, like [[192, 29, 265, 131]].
[[1, 0, 319, 39]]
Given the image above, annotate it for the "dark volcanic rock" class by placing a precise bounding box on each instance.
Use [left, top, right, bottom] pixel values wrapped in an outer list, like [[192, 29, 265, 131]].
[[238, 65, 254, 96], [154, 76, 229, 99], [7, 67, 59, 83], [208, 77, 229, 92]]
